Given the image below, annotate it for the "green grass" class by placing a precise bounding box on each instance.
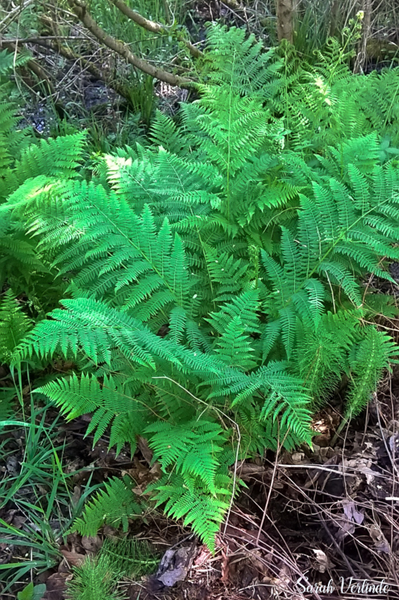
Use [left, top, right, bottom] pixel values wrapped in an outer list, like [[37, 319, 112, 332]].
[[0, 396, 101, 593]]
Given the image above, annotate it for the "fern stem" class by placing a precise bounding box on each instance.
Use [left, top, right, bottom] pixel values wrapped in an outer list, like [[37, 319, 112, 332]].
[[330, 416, 349, 447]]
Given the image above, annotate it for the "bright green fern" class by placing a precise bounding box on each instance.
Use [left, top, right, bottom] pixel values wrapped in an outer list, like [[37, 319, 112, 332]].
[[74, 476, 142, 537], [0, 290, 33, 364], [6, 25, 399, 552]]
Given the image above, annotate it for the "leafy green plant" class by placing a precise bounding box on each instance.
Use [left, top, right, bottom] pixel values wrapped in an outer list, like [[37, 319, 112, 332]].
[[100, 537, 159, 579], [0, 290, 33, 364], [66, 537, 159, 600], [0, 50, 32, 191], [74, 476, 143, 536], [0, 50, 77, 312], [5, 25, 399, 551], [66, 554, 126, 600], [17, 582, 46, 600]]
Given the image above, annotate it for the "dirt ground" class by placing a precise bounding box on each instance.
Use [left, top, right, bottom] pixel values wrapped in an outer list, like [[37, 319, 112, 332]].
[[3, 377, 399, 599]]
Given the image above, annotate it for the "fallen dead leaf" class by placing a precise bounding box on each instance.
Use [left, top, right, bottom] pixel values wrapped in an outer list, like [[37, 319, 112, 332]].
[[312, 548, 335, 572], [60, 549, 86, 567], [342, 499, 364, 525], [291, 452, 305, 464], [42, 572, 72, 600], [81, 535, 102, 554], [70, 485, 81, 508], [369, 524, 391, 554]]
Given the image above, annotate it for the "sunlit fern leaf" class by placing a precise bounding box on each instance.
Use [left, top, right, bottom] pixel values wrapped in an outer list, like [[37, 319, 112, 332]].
[[205, 23, 282, 96], [2, 133, 86, 200]]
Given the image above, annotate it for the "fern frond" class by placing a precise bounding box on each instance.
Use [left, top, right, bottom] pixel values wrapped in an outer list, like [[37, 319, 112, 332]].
[[2, 133, 86, 200], [37, 373, 147, 453], [214, 316, 257, 370], [205, 24, 281, 96], [74, 476, 142, 536], [149, 473, 232, 553], [0, 290, 33, 364], [146, 419, 225, 494], [346, 327, 398, 418], [0, 48, 31, 76]]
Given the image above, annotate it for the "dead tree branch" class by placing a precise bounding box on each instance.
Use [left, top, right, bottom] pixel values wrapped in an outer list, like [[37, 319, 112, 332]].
[[0, 40, 55, 96], [67, 0, 196, 88], [109, 0, 203, 59]]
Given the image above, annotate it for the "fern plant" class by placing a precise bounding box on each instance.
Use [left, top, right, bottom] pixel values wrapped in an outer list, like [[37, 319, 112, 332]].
[[0, 49, 32, 194], [6, 26, 399, 551], [0, 50, 83, 311]]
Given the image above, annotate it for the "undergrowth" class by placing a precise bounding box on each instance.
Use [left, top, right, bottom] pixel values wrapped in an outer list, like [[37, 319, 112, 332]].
[[0, 402, 99, 593], [66, 538, 159, 600], [1, 23, 399, 557]]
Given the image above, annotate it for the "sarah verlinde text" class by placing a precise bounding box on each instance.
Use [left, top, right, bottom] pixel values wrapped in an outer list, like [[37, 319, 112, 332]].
[[295, 577, 390, 595]]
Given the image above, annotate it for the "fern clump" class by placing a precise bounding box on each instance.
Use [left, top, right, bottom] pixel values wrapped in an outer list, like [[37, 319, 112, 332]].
[[0, 50, 80, 310], [6, 26, 399, 550], [0, 49, 32, 198]]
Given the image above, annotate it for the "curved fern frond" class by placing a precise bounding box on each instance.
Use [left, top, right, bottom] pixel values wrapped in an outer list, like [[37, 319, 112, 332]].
[[74, 476, 142, 536], [0, 290, 33, 364], [37, 373, 147, 453]]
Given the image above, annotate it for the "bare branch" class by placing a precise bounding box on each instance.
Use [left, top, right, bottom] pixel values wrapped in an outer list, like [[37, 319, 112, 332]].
[[67, 0, 196, 88], [0, 0, 35, 34], [109, 0, 164, 34], [109, 0, 203, 59]]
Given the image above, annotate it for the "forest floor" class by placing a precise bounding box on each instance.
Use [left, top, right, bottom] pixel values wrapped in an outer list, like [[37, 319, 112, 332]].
[[3, 371, 399, 600]]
